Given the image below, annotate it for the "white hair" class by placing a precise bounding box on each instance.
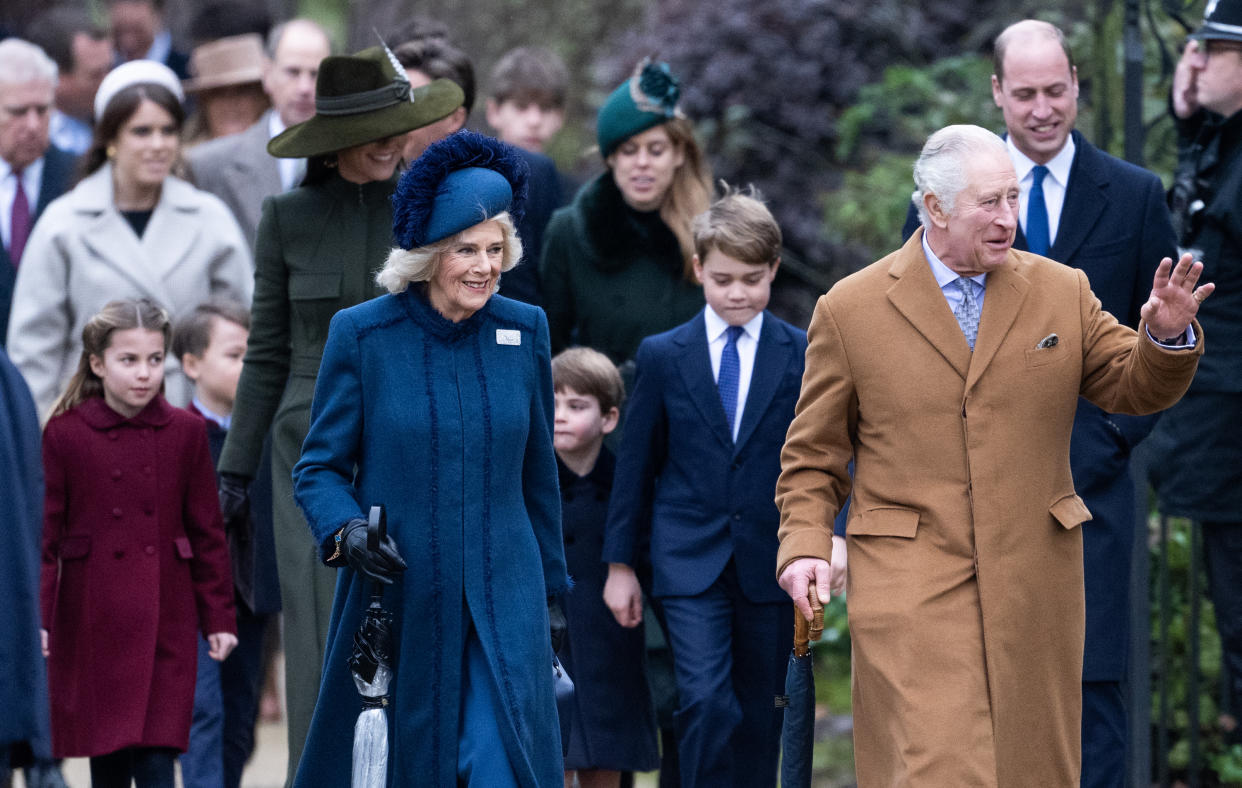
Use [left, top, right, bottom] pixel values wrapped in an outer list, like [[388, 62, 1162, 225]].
[[376, 212, 523, 295], [912, 124, 1008, 227], [0, 38, 58, 91]]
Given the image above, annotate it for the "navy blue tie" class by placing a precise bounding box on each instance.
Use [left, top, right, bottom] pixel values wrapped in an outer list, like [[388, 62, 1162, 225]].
[[1026, 165, 1050, 257], [718, 325, 743, 439]]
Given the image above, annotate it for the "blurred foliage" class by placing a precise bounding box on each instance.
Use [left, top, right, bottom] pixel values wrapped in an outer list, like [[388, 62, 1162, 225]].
[[1149, 516, 1240, 784], [822, 55, 996, 260]]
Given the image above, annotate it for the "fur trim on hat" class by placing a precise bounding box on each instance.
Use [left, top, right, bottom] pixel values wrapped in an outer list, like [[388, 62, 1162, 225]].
[[392, 130, 530, 250]]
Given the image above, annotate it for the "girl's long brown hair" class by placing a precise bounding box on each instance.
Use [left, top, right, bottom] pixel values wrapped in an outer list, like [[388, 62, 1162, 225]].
[[51, 298, 173, 418], [656, 117, 714, 281]]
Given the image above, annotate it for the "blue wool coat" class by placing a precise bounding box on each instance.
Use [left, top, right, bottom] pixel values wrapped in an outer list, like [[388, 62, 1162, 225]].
[[292, 288, 569, 788], [0, 348, 51, 762]]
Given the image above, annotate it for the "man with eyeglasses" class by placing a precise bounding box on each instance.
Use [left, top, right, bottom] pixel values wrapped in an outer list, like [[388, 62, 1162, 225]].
[[1150, 0, 1242, 745]]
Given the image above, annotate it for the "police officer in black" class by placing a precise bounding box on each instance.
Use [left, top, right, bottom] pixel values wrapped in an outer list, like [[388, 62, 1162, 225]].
[[1150, 0, 1242, 735]]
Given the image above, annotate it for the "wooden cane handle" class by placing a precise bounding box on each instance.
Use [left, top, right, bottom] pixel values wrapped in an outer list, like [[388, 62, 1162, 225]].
[[793, 584, 826, 657]]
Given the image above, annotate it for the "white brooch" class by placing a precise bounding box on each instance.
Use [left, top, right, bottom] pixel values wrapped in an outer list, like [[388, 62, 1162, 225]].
[[496, 329, 521, 346]]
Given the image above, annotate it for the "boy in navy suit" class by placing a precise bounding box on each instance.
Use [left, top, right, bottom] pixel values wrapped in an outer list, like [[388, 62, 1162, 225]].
[[602, 189, 813, 787]]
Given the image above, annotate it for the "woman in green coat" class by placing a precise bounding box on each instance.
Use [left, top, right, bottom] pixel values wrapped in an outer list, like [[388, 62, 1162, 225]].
[[215, 46, 463, 784], [540, 60, 713, 366]]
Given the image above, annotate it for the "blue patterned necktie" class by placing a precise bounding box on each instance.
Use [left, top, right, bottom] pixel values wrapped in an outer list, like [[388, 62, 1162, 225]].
[[1026, 164, 1050, 256], [954, 277, 980, 350], [718, 325, 744, 438]]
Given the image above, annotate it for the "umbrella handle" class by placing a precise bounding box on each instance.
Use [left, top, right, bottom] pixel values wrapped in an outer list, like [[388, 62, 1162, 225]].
[[367, 505, 386, 552], [793, 585, 825, 657], [368, 506, 387, 605]]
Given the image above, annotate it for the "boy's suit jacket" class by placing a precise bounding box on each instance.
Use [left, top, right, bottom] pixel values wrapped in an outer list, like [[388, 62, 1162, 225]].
[[603, 309, 807, 604]]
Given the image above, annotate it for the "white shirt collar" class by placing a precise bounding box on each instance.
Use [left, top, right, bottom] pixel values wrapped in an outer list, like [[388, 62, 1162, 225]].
[[193, 397, 231, 429], [704, 305, 763, 344], [1007, 134, 1075, 189], [144, 30, 173, 65], [268, 110, 287, 139], [921, 229, 986, 289]]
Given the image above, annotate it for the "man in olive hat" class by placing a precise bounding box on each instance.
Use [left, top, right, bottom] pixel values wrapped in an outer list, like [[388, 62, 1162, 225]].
[[215, 45, 463, 785], [1150, 0, 1242, 742]]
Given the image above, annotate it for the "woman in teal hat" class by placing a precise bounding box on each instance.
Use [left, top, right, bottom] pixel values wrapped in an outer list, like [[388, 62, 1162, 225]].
[[540, 59, 713, 367], [292, 129, 568, 787], [214, 45, 464, 783]]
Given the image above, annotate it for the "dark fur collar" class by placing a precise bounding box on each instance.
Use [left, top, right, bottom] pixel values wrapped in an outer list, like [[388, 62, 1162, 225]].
[[574, 172, 683, 275]]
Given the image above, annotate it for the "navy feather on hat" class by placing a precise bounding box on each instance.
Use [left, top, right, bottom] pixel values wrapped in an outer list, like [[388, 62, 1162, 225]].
[[392, 130, 530, 249]]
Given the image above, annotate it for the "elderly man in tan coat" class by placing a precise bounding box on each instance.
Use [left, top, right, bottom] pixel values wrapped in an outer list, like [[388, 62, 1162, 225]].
[[776, 124, 1211, 786]]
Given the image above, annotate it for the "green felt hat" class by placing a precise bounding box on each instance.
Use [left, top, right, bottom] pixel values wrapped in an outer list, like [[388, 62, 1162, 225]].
[[267, 45, 464, 159], [596, 58, 682, 158]]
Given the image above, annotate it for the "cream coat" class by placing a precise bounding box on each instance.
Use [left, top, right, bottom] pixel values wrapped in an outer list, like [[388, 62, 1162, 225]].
[[776, 230, 1201, 787], [7, 165, 252, 418]]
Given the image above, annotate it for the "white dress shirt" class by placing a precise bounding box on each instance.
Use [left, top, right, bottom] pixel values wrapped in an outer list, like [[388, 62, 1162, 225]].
[[705, 306, 763, 441], [0, 156, 44, 252], [269, 113, 304, 191], [193, 397, 231, 430], [1008, 135, 1075, 248]]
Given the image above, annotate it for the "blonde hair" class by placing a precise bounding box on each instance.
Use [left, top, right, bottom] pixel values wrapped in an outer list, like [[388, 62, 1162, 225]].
[[692, 184, 781, 266], [51, 298, 172, 418], [376, 212, 523, 294], [551, 347, 625, 414]]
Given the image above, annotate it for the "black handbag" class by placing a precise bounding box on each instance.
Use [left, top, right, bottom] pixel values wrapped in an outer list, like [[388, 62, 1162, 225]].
[[553, 654, 574, 754]]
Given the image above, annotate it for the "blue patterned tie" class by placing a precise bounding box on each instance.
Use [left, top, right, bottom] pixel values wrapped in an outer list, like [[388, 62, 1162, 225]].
[[954, 277, 980, 350], [718, 325, 743, 439], [1026, 165, 1050, 257]]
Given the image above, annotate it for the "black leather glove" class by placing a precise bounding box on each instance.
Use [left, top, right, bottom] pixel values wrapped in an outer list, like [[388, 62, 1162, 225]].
[[548, 596, 567, 654], [342, 517, 407, 585], [218, 472, 251, 525]]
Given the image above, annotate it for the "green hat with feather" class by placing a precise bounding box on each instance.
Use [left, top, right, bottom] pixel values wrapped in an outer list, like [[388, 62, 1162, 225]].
[[268, 45, 464, 159]]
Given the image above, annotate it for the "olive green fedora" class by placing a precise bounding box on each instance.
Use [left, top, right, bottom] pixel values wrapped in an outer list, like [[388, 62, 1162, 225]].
[[267, 45, 464, 159]]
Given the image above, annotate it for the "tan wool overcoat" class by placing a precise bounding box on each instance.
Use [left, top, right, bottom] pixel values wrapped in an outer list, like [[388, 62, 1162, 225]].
[[776, 229, 1202, 787]]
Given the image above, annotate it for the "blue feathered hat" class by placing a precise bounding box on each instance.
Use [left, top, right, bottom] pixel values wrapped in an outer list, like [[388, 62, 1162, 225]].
[[392, 130, 529, 250]]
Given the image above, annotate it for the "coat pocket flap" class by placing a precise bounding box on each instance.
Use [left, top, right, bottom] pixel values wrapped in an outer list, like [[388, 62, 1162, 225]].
[[847, 507, 920, 538], [174, 536, 194, 560], [288, 272, 342, 300], [58, 535, 91, 559], [1050, 493, 1092, 529]]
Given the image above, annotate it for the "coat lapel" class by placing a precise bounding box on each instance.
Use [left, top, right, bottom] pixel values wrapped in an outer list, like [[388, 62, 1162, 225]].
[[886, 229, 971, 380], [228, 116, 282, 212], [673, 315, 734, 452], [734, 315, 790, 453], [1012, 131, 1105, 266], [75, 165, 189, 310], [965, 253, 1030, 391], [1046, 133, 1105, 265]]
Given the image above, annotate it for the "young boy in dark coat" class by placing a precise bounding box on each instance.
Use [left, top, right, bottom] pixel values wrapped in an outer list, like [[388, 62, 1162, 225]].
[[602, 189, 808, 788], [553, 347, 659, 788], [175, 300, 280, 788]]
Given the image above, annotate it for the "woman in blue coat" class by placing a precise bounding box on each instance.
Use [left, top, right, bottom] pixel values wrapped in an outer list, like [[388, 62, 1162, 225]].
[[292, 131, 568, 787]]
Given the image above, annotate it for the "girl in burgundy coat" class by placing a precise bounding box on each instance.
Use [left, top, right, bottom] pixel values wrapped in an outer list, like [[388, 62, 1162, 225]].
[[38, 298, 236, 788]]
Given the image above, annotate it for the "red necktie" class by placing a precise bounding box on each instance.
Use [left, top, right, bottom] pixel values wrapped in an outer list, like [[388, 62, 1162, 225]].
[[10, 171, 30, 267]]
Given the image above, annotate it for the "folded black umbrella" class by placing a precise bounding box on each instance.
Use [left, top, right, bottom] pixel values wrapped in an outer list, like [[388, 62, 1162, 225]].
[[350, 506, 393, 788], [777, 585, 824, 788]]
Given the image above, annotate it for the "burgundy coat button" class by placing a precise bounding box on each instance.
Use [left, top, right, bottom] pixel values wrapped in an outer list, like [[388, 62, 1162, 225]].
[[112, 508, 123, 518], [114, 550, 124, 559], [144, 545, 156, 556], [111, 469, 122, 480]]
